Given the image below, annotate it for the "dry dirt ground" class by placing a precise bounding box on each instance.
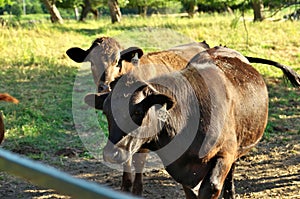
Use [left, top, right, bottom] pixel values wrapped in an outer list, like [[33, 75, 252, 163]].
[[0, 131, 299, 199]]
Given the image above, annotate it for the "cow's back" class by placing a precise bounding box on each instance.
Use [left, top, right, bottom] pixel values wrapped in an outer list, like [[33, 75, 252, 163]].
[[130, 42, 210, 80], [168, 41, 210, 62]]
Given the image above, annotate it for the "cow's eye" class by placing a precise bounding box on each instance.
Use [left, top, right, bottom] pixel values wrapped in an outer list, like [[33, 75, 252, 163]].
[[134, 110, 143, 116]]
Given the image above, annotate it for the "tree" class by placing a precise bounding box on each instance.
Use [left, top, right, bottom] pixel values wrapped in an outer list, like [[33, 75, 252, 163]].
[[11, 2, 22, 18], [252, 0, 264, 21], [56, 0, 82, 20], [79, 0, 99, 21], [125, 0, 178, 16], [127, 0, 150, 16], [197, 0, 246, 13], [181, 0, 197, 17], [58, 0, 104, 21], [0, 0, 21, 18], [42, 0, 63, 23], [108, 0, 121, 23]]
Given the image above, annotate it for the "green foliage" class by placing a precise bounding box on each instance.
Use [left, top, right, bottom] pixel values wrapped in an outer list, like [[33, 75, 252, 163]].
[[27, 0, 44, 14], [126, 0, 181, 10], [56, 0, 82, 9], [265, 0, 300, 8], [56, 0, 105, 9], [11, 2, 22, 18], [118, 0, 130, 8], [0, 0, 44, 15], [181, 0, 197, 16], [197, 0, 246, 8], [128, 0, 173, 7], [0, 0, 12, 7], [1, 0, 299, 18]]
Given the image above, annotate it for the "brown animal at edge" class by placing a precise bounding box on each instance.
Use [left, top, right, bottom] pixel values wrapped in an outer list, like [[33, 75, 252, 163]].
[[67, 37, 211, 195], [0, 93, 19, 144], [85, 46, 300, 198]]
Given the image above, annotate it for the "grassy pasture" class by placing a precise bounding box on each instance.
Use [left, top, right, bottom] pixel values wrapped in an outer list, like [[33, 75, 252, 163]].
[[0, 13, 299, 198]]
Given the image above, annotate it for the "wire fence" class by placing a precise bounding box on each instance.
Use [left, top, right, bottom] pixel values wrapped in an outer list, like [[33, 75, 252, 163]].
[[0, 148, 141, 199]]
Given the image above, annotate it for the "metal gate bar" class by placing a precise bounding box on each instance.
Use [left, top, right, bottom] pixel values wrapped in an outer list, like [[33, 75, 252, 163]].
[[0, 148, 140, 199]]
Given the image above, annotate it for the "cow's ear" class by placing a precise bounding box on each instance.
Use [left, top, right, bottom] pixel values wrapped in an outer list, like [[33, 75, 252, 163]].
[[84, 92, 109, 110], [143, 94, 175, 112], [66, 47, 89, 63], [120, 47, 144, 62], [138, 86, 175, 113]]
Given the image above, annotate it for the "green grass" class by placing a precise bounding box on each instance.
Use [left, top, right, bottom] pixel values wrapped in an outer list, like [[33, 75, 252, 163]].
[[0, 13, 299, 160]]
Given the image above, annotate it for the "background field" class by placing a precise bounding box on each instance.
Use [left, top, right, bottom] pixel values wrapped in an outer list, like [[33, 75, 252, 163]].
[[0, 14, 299, 198]]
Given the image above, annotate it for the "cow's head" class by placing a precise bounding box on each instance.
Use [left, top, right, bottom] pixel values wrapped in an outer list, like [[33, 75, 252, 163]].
[[66, 37, 143, 92], [84, 82, 175, 164]]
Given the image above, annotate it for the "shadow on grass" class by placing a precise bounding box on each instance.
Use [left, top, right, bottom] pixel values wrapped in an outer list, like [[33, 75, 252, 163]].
[[52, 25, 107, 36], [264, 78, 300, 138], [51, 21, 160, 37]]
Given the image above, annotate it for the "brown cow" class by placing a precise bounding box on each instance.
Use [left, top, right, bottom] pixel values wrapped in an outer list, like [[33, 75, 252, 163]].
[[67, 37, 210, 195], [85, 46, 299, 198], [67, 37, 211, 92], [0, 93, 19, 144]]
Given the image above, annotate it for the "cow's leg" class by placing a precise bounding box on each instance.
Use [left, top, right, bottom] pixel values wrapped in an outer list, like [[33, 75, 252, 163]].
[[132, 149, 148, 195], [182, 185, 197, 199], [198, 155, 234, 199], [223, 162, 236, 199], [121, 159, 133, 192]]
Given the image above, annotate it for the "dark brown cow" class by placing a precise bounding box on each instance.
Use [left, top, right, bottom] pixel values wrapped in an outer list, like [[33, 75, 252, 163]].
[[85, 46, 299, 198], [0, 93, 19, 144], [67, 37, 210, 195]]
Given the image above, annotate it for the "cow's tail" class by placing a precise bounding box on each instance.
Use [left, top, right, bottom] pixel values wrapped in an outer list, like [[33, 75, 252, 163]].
[[246, 56, 300, 87], [0, 93, 19, 104]]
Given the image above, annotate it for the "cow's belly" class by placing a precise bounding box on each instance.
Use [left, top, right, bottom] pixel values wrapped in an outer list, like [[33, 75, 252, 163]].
[[165, 157, 212, 188]]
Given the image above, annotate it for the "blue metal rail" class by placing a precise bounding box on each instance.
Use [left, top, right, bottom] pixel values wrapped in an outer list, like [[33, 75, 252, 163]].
[[0, 148, 141, 199]]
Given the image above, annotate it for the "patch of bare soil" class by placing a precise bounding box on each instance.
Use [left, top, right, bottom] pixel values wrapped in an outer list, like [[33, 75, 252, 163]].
[[0, 134, 299, 199]]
